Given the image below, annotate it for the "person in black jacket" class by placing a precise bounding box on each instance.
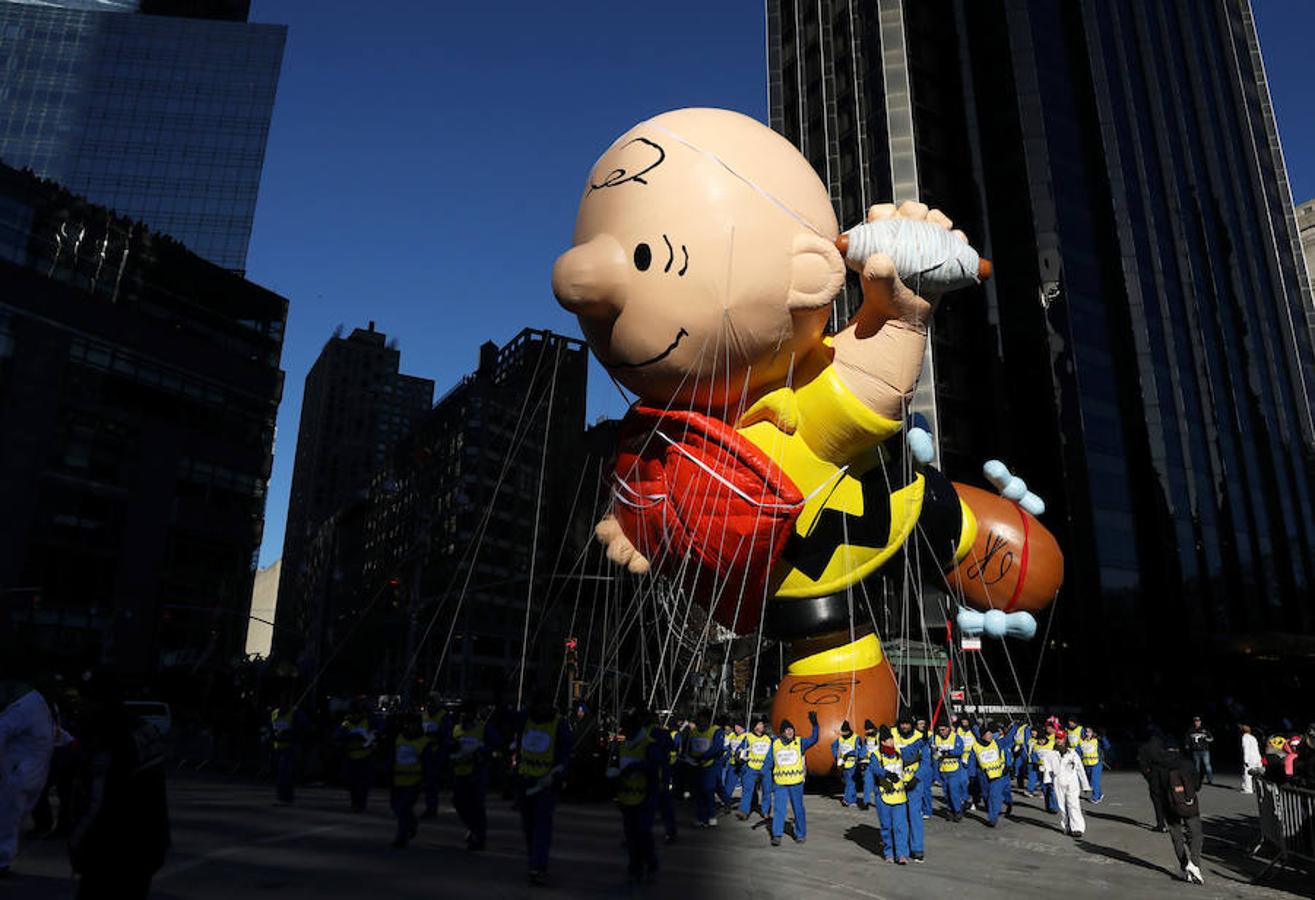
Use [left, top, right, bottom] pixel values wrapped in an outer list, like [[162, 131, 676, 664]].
[[1136, 736, 1168, 831], [1153, 742, 1204, 884], [1184, 717, 1214, 785], [66, 674, 170, 900]]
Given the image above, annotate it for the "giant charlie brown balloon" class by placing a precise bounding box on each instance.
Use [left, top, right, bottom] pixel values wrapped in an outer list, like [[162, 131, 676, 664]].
[[553, 109, 1063, 774]]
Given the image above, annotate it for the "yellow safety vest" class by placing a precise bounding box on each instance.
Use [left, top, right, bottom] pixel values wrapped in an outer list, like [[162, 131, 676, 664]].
[[1029, 736, 1054, 772], [668, 729, 679, 765], [519, 716, 559, 779], [271, 709, 294, 751], [836, 734, 859, 770], [934, 734, 961, 773], [423, 709, 446, 736], [894, 731, 922, 773], [342, 718, 373, 760], [452, 721, 486, 778], [875, 750, 908, 804], [616, 734, 654, 807], [1079, 735, 1100, 767], [1013, 728, 1026, 748], [772, 737, 806, 786], [957, 728, 975, 764], [1068, 725, 1085, 745], [746, 733, 773, 771], [974, 740, 1007, 780], [688, 726, 719, 768], [727, 731, 748, 759], [393, 736, 426, 787]]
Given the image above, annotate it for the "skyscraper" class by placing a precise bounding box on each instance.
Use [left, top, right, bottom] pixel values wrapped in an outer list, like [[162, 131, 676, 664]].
[[767, 0, 1315, 704], [0, 161, 287, 673], [1299, 198, 1315, 296], [275, 324, 434, 663], [280, 328, 591, 700], [0, 0, 285, 271]]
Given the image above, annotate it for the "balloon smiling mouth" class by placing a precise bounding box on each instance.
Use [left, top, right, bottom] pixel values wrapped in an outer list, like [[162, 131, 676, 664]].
[[606, 327, 689, 370]]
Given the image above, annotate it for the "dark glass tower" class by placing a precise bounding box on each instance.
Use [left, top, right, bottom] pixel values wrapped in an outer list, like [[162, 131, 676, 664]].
[[0, 161, 287, 674], [0, 0, 285, 271], [767, 0, 1315, 707]]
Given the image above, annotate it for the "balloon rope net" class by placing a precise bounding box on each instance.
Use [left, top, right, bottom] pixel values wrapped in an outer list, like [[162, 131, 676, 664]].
[[296, 291, 1052, 727]]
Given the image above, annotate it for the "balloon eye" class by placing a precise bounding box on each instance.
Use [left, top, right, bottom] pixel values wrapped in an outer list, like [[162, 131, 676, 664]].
[[633, 243, 652, 271]]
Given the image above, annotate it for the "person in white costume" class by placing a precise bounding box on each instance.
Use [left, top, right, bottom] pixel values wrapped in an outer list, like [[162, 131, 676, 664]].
[[1036, 730, 1090, 838], [1240, 725, 1263, 794], [0, 682, 55, 876]]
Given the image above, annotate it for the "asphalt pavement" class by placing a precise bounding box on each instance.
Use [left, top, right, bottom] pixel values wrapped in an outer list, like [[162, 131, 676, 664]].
[[3, 770, 1311, 899]]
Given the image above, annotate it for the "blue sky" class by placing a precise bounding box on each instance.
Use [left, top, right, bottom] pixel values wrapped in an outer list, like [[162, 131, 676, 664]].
[[247, 0, 1315, 568], [245, 0, 768, 566]]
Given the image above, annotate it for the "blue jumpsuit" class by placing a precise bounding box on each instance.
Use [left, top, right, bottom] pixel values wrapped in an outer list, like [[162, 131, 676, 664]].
[[451, 719, 499, 849], [721, 730, 747, 805], [932, 733, 966, 815], [652, 726, 679, 838], [764, 723, 819, 841], [831, 733, 862, 805], [970, 738, 1013, 824], [738, 731, 775, 818], [1082, 735, 1108, 802], [687, 726, 725, 824], [860, 735, 880, 806], [873, 748, 923, 859], [615, 733, 665, 879], [894, 730, 930, 820], [515, 713, 572, 875]]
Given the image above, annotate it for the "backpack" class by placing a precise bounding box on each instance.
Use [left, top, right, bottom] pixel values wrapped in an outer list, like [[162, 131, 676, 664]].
[[1168, 766, 1198, 817]]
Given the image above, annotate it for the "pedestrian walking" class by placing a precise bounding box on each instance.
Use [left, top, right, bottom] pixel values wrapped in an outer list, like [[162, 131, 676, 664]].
[[970, 723, 1012, 827], [1154, 741, 1205, 884], [515, 690, 571, 885], [1037, 731, 1090, 838], [269, 700, 303, 805], [337, 700, 376, 812], [450, 702, 498, 851], [932, 721, 967, 821], [1137, 735, 1169, 831], [831, 720, 862, 807], [721, 722, 747, 811], [66, 673, 169, 900], [1185, 717, 1214, 785], [736, 718, 774, 821], [388, 713, 427, 848], [609, 708, 664, 883], [420, 698, 449, 818], [1240, 725, 1262, 794], [873, 726, 923, 863], [685, 708, 723, 827], [0, 679, 54, 878], [763, 711, 819, 846]]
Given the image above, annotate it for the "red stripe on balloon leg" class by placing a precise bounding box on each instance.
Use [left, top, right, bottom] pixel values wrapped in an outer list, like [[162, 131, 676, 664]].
[[1004, 504, 1030, 612]]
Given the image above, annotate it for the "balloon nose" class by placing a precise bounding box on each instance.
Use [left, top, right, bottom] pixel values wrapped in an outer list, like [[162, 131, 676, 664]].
[[552, 235, 628, 320]]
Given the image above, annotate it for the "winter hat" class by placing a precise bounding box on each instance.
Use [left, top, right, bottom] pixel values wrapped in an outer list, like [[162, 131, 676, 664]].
[[864, 719, 878, 733], [840, 720, 852, 735], [779, 718, 795, 733], [879, 725, 895, 744]]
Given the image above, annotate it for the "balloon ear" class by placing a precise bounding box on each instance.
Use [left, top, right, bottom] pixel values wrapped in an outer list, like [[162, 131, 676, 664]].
[[787, 232, 845, 313]]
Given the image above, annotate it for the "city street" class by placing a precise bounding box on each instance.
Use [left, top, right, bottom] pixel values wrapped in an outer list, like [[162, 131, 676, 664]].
[[4, 770, 1310, 899]]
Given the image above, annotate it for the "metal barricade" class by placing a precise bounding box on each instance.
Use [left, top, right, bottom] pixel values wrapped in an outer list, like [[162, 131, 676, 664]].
[[1252, 776, 1315, 880]]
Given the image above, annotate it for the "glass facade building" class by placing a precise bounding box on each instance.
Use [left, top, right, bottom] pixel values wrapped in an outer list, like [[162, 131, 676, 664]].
[[767, 0, 1315, 706], [0, 161, 287, 673], [0, 0, 284, 271]]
